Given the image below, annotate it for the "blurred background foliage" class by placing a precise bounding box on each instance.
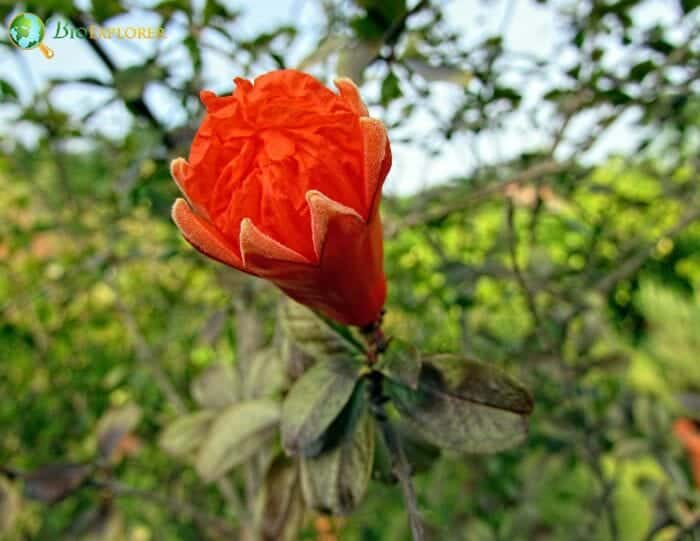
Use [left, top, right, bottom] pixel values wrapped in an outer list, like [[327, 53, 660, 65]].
[[1, 0, 700, 539]]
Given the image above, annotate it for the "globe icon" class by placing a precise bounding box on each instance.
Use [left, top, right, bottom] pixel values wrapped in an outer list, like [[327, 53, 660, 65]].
[[7, 13, 54, 58]]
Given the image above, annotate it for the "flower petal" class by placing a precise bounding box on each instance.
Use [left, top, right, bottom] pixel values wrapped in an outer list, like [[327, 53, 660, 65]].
[[306, 190, 364, 263], [239, 218, 312, 272], [305, 189, 385, 326], [171, 198, 244, 270], [170, 158, 210, 219], [360, 117, 390, 217], [334, 77, 369, 117]]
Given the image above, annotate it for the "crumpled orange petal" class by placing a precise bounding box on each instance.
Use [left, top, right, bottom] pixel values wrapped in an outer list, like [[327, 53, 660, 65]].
[[360, 117, 390, 218], [334, 77, 369, 117], [239, 217, 312, 270], [171, 198, 244, 271], [169, 70, 391, 326]]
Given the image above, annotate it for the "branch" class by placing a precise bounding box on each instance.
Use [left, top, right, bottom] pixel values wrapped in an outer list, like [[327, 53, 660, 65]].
[[386, 158, 565, 237], [368, 372, 425, 541], [370, 0, 432, 64], [114, 297, 188, 414], [111, 284, 245, 520], [93, 480, 237, 538], [70, 14, 175, 149], [505, 199, 542, 331]]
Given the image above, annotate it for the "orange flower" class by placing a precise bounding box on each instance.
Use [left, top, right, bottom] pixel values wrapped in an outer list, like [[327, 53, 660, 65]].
[[170, 70, 391, 326]]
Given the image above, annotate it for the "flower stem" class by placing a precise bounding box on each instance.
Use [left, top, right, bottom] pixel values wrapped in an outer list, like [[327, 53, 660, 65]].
[[368, 370, 425, 541], [361, 314, 424, 540]]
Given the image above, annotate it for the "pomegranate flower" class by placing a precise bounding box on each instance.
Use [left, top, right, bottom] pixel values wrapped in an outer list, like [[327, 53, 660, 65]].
[[170, 70, 391, 326]]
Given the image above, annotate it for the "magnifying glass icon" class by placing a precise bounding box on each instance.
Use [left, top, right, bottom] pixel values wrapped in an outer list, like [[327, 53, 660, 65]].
[[7, 12, 55, 59]]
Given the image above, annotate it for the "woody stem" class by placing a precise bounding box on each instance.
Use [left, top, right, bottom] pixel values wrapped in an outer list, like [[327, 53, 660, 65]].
[[368, 371, 425, 541], [362, 316, 425, 541]]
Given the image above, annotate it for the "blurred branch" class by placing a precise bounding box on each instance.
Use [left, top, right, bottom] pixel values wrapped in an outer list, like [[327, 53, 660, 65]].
[[386, 158, 565, 237], [370, 0, 432, 64], [589, 454, 620, 541], [91, 480, 237, 539], [369, 372, 425, 541], [114, 295, 188, 414], [505, 199, 542, 332], [112, 283, 246, 521], [69, 14, 175, 148]]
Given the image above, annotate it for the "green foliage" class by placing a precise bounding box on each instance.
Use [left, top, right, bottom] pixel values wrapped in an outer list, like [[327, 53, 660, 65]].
[[280, 300, 362, 363], [2, 0, 700, 538], [23, 464, 93, 505], [299, 408, 375, 515], [255, 457, 305, 541], [372, 421, 440, 483], [195, 400, 280, 482], [159, 410, 217, 458], [387, 356, 532, 453], [281, 357, 362, 457], [190, 363, 239, 409], [637, 282, 700, 393], [376, 338, 422, 389]]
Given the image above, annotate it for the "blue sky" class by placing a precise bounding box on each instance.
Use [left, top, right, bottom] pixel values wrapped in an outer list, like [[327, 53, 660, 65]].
[[0, 0, 688, 194]]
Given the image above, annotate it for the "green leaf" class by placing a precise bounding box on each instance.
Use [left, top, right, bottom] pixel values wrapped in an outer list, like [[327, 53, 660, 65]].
[[381, 71, 403, 106], [681, 0, 700, 13], [629, 60, 656, 82], [647, 35, 674, 55], [114, 64, 165, 103], [601, 88, 632, 106], [244, 348, 287, 399], [280, 300, 361, 363], [299, 409, 375, 515], [282, 338, 317, 382], [314, 379, 367, 456], [203, 0, 238, 23], [281, 357, 361, 456], [191, 363, 238, 409], [196, 400, 280, 482], [0, 478, 20, 532], [0, 80, 18, 102], [349, 15, 386, 41], [183, 35, 203, 73], [493, 86, 522, 104], [255, 456, 305, 541], [23, 463, 93, 504], [92, 0, 126, 22], [159, 410, 217, 458], [387, 355, 533, 453], [355, 0, 407, 25], [376, 338, 422, 389], [155, 0, 191, 18]]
